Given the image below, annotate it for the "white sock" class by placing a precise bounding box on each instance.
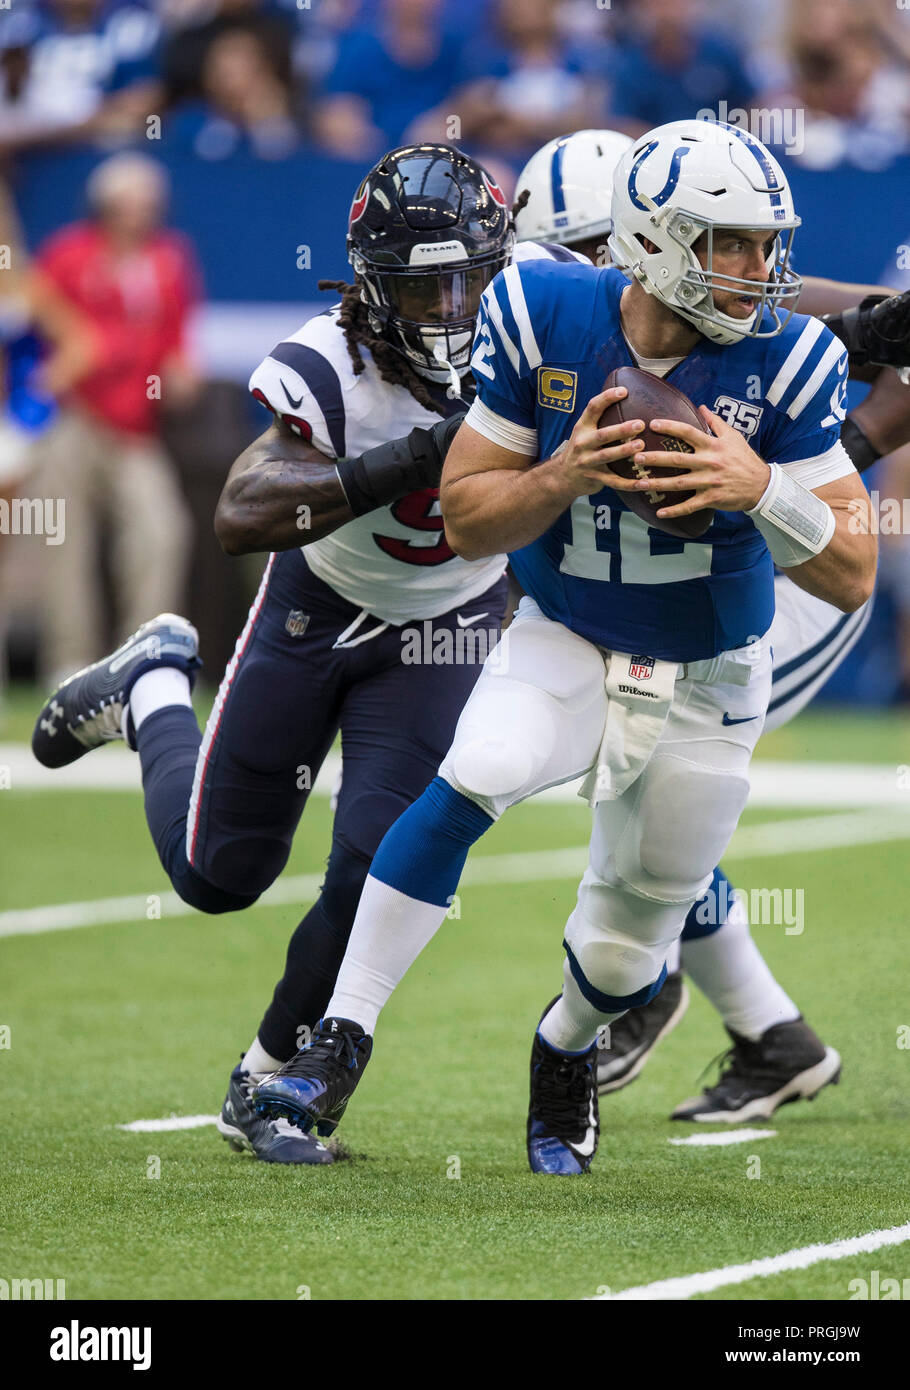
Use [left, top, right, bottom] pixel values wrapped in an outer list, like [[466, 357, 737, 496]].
[[681, 899, 800, 1041], [129, 667, 192, 730], [241, 1037, 285, 1077], [327, 875, 449, 1035], [665, 937, 681, 974], [538, 959, 624, 1054]]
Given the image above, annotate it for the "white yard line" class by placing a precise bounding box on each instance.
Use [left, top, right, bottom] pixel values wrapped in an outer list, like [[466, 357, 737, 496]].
[[668, 1128, 776, 1147], [594, 1222, 910, 1300], [117, 1115, 218, 1133], [2, 807, 910, 939]]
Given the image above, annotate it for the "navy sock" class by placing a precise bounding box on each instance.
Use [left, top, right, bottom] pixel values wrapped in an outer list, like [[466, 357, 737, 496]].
[[137, 706, 255, 913]]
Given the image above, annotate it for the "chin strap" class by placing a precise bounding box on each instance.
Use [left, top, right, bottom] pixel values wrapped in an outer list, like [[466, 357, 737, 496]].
[[432, 341, 463, 399]]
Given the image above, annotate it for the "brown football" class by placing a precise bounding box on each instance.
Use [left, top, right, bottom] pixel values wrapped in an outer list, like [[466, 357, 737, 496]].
[[599, 366, 714, 539]]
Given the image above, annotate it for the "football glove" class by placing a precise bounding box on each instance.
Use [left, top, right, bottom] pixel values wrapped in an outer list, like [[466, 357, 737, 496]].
[[822, 289, 910, 373]]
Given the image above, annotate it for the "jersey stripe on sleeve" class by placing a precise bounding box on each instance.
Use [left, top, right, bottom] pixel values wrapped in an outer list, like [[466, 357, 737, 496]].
[[501, 263, 543, 372], [765, 318, 824, 408], [267, 342, 347, 457]]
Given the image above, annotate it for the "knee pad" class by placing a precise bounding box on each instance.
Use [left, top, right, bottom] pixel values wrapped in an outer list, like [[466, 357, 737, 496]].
[[566, 888, 679, 1002], [612, 755, 750, 903], [172, 860, 259, 915], [571, 933, 666, 1004], [449, 682, 559, 798]]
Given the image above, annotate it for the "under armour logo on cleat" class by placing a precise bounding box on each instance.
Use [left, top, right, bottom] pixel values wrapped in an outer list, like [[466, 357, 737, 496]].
[[40, 699, 65, 736]]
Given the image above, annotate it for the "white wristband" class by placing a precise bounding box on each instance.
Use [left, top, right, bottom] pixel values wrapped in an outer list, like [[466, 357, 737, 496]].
[[747, 463, 836, 568]]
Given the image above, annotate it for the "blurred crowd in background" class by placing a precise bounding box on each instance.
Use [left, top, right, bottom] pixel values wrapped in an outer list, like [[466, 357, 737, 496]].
[[3, 0, 910, 168], [2, 0, 910, 700]]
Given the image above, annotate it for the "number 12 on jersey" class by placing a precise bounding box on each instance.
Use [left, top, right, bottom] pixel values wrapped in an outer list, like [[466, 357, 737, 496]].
[[560, 499, 714, 585]]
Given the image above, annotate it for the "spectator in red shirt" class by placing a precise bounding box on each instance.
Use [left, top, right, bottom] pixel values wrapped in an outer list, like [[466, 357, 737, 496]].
[[32, 152, 197, 683]]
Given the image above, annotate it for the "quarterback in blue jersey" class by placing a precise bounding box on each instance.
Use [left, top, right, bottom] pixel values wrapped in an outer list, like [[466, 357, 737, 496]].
[[252, 119, 876, 1175], [511, 129, 910, 1120]]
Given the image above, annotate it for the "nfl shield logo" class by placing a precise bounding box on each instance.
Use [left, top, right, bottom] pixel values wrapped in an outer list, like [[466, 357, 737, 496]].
[[285, 609, 310, 639], [629, 655, 654, 681]]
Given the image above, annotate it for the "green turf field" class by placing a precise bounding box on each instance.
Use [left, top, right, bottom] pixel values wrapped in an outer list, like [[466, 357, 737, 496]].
[[2, 694, 909, 1301]]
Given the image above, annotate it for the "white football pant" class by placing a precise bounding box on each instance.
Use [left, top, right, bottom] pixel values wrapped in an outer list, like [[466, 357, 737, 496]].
[[438, 597, 772, 1005]]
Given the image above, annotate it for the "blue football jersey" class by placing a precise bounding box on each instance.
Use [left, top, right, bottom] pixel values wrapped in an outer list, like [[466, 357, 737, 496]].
[[467, 260, 850, 662]]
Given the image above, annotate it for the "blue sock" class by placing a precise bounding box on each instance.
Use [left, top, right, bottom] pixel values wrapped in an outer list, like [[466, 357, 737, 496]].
[[681, 865, 733, 942], [369, 776, 494, 907]]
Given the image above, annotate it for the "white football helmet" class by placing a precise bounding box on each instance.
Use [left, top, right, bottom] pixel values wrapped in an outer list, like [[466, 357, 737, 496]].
[[608, 119, 802, 345], [513, 129, 634, 248]]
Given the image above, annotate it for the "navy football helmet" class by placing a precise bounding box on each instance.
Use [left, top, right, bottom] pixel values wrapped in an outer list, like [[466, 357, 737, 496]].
[[347, 143, 513, 385]]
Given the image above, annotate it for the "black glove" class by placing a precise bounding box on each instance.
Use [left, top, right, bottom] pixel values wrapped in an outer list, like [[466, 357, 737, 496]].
[[822, 289, 910, 370], [335, 412, 467, 517]]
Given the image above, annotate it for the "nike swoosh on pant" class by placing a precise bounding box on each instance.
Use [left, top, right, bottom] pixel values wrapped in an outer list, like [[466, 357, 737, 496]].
[[722, 713, 758, 725], [456, 612, 489, 627]]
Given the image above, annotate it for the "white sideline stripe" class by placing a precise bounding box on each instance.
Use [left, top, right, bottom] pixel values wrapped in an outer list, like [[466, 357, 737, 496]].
[[2, 807, 910, 938], [668, 1128, 776, 1147], [595, 1222, 910, 1301], [5, 748, 909, 808], [117, 1114, 218, 1133]]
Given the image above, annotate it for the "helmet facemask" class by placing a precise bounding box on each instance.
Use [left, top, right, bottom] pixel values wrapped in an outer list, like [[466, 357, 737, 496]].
[[353, 243, 512, 390], [655, 209, 802, 345]]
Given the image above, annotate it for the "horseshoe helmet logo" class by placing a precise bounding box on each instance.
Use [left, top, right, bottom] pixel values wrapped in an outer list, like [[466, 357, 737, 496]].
[[627, 142, 691, 212]]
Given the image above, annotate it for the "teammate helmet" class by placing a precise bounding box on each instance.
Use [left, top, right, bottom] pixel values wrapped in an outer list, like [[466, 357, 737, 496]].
[[608, 120, 802, 346], [513, 129, 633, 248], [347, 143, 513, 384]]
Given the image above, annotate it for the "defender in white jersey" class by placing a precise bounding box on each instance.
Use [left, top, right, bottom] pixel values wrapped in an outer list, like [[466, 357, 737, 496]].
[[512, 130, 910, 1121], [31, 144, 585, 1165]]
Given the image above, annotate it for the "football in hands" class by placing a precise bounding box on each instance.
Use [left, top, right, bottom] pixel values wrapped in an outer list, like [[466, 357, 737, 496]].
[[599, 366, 714, 539]]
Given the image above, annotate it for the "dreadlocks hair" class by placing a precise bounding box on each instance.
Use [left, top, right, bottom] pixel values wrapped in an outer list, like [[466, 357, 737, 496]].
[[317, 278, 448, 416], [511, 187, 531, 221]]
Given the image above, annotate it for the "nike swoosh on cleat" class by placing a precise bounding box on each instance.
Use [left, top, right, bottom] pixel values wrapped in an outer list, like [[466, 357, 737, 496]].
[[722, 713, 758, 725], [456, 612, 489, 628], [282, 380, 304, 410], [572, 1097, 598, 1158]]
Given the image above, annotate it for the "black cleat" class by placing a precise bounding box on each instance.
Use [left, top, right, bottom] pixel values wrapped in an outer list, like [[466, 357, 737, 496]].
[[32, 613, 200, 768], [671, 1017, 841, 1123], [216, 1060, 335, 1164], [252, 1018, 372, 1137], [597, 970, 689, 1095], [527, 999, 599, 1176]]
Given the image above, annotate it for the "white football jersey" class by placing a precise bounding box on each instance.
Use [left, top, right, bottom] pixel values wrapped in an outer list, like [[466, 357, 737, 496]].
[[248, 240, 585, 624]]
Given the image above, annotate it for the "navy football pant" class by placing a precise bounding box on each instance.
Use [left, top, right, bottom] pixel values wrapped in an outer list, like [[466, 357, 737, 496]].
[[136, 548, 507, 1060]]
